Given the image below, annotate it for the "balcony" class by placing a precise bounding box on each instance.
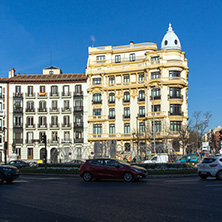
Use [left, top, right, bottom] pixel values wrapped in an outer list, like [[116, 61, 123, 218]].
[[13, 93, 23, 98], [49, 140, 59, 144], [61, 139, 72, 143], [108, 115, 115, 119], [13, 124, 23, 129], [74, 138, 84, 143], [169, 111, 184, 116], [92, 100, 102, 104], [150, 96, 161, 100], [74, 122, 83, 130], [13, 107, 23, 113], [74, 106, 83, 112], [123, 98, 130, 103], [61, 108, 71, 113], [61, 92, 71, 98], [50, 93, 60, 98], [38, 124, 48, 129], [168, 94, 183, 100], [138, 113, 145, 118], [108, 100, 115, 104], [49, 108, 60, 114], [61, 124, 72, 129], [123, 114, 130, 119], [13, 139, 23, 144], [50, 124, 60, 129], [74, 91, 83, 99], [26, 124, 35, 129], [37, 92, 48, 98], [25, 93, 36, 99], [38, 108, 48, 113], [26, 140, 33, 144], [138, 97, 145, 102], [26, 108, 36, 113]]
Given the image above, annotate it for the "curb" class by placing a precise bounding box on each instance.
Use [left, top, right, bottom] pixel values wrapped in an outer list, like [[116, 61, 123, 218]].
[[20, 173, 198, 179]]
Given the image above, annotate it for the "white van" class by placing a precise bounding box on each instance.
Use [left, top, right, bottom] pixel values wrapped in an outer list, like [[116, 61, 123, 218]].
[[143, 154, 168, 163]]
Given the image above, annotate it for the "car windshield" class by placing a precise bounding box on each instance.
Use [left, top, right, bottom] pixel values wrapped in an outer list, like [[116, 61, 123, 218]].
[[202, 158, 216, 163]]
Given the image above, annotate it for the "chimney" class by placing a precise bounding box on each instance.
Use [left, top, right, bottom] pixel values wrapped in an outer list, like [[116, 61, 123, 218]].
[[11, 67, 15, 77], [8, 70, 11, 78], [130, 41, 134, 45]]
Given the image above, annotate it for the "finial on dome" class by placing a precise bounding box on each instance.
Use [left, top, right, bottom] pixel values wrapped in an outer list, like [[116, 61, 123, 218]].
[[168, 23, 173, 32]]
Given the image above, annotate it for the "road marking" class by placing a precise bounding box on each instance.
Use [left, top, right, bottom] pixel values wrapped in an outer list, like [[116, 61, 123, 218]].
[[205, 184, 222, 187]]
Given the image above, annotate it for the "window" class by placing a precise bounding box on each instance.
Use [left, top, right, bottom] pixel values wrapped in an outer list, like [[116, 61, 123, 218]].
[[109, 124, 115, 134], [123, 75, 129, 83], [40, 86, 45, 93], [170, 104, 182, 115], [52, 101, 57, 110], [14, 116, 22, 126], [0, 119, 2, 129], [93, 109, 102, 116], [124, 123, 130, 134], [170, 121, 181, 131], [93, 78, 102, 85], [0, 103, 2, 110], [139, 122, 145, 133], [64, 100, 69, 110], [152, 105, 161, 112], [64, 131, 70, 141], [169, 70, 181, 78], [39, 101, 46, 110], [109, 76, 115, 85], [139, 106, 145, 117], [0, 87, 2, 97], [151, 71, 160, 79], [75, 99, 82, 107], [151, 56, 160, 61], [51, 86, 58, 96], [75, 116, 82, 125], [170, 87, 181, 98], [115, 55, 121, 63], [151, 88, 161, 100], [39, 116, 46, 127], [27, 117, 33, 127], [63, 86, 69, 96], [109, 108, 115, 119], [93, 93, 102, 104], [49, 71, 54, 74], [28, 86, 33, 96], [124, 107, 130, 118], [52, 116, 58, 126], [15, 86, 21, 94], [139, 90, 145, 101], [123, 91, 130, 102], [138, 73, 144, 82], [27, 101, 34, 110], [75, 85, 82, 94], [153, 121, 161, 132], [96, 55, 105, 60], [109, 93, 115, 103], [130, 53, 135, 62], [27, 132, 33, 143], [93, 124, 102, 135], [14, 100, 22, 110], [64, 116, 69, 126], [0, 136, 2, 143], [52, 131, 58, 142]]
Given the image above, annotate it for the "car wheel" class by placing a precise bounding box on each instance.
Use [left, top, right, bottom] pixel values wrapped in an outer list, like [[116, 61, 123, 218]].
[[6, 179, 13, 184], [216, 171, 222, 180], [83, 172, 92, 182], [199, 174, 208, 180], [123, 172, 133, 182], [0, 174, 4, 185]]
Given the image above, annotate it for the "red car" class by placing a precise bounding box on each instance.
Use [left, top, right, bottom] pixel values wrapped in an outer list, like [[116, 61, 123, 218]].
[[80, 158, 148, 182]]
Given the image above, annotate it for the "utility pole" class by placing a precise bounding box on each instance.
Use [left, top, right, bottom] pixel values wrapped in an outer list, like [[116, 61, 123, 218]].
[[41, 134, 47, 170]]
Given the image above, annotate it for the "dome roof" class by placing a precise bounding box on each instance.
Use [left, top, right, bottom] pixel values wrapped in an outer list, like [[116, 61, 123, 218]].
[[161, 23, 181, 50]]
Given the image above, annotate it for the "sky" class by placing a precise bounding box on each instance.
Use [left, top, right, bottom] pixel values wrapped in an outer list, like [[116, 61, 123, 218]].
[[0, 0, 221, 130]]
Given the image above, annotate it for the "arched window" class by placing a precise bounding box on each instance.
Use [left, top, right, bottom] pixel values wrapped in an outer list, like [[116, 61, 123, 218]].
[[93, 93, 102, 104]]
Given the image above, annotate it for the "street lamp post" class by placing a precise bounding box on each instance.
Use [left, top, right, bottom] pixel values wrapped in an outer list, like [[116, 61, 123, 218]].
[[151, 86, 156, 154], [3, 127, 7, 164]]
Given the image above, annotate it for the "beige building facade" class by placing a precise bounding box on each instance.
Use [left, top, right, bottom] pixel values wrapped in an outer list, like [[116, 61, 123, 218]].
[[86, 24, 189, 155]]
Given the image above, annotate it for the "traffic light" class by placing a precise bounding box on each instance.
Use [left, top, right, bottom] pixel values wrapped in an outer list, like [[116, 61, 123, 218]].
[[219, 130, 222, 140], [41, 135, 46, 143]]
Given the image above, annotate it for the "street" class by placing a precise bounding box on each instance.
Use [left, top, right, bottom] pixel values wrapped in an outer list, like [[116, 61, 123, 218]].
[[0, 175, 221, 222]]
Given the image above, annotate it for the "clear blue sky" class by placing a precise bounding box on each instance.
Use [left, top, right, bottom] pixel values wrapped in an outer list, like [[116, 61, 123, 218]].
[[0, 0, 221, 130]]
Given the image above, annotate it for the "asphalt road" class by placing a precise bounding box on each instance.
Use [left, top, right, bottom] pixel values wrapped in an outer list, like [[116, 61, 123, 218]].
[[0, 175, 221, 222]]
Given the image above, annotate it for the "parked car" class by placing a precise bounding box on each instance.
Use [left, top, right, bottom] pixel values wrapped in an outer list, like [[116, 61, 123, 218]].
[[8, 160, 30, 169], [198, 156, 222, 180], [68, 160, 84, 165], [143, 154, 168, 163], [176, 154, 198, 164], [0, 165, 20, 184], [80, 158, 148, 182]]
